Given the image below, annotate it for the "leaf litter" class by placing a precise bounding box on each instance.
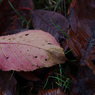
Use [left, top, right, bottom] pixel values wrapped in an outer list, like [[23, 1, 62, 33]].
[[0, 0, 95, 95]]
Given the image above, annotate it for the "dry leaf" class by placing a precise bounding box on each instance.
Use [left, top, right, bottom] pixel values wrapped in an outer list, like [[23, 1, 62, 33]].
[[0, 30, 66, 71]]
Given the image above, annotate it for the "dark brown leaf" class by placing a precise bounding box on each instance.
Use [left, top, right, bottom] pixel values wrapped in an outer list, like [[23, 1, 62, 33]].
[[20, 0, 34, 9], [30, 10, 69, 42], [64, 0, 95, 74], [0, 71, 17, 95], [80, 31, 95, 74], [38, 88, 66, 95], [70, 66, 95, 95], [0, 0, 19, 35], [0, 0, 33, 36], [63, 1, 95, 93], [17, 71, 40, 81], [66, 0, 95, 58]]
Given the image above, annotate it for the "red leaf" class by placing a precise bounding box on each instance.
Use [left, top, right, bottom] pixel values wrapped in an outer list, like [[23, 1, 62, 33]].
[[64, 0, 95, 74], [0, 30, 66, 71], [66, 0, 95, 58], [70, 0, 76, 8]]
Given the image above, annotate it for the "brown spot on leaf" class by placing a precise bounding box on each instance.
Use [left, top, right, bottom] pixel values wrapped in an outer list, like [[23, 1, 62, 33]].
[[12, 38, 15, 40], [6, 57, 9, 59], [25, 34, 29, 36], [48, 43, 52, 45], [2, 38, 5, 40], [19, 36, 22, 38], [45, 59, 48, 61], [34, 56, 37, 58]]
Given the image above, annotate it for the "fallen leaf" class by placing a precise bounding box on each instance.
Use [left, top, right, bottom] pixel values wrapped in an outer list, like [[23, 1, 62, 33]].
[[0, 30, 66, 71], [63, 0, 95, 93], [66, 0, 95, 58], [70, 66, 95, 95], [20, 0, 34, 10], [0, 71, 17, 95], [0, 0, 19, 35], [64, 0, 95, 74], [0, 0, 34, 36], [38, 88, 66, 95], [80, 31, 95, 74], [17, 71, 40, 81], [30, 10, 69, 42]]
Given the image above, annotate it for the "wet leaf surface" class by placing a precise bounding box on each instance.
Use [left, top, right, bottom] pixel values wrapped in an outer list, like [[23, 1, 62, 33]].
[[64, 0, 95, 74], [80, 31, 95, 74], [0, 0, 95, 94], [0, 71, 17, 95], [70, 66, 95, 95], [20, 0, 34, 10], [0, 0, 34, 36], [17, 71, 40, 81], [38, 88, 66, 95], [0, 0, 19, 35], [30, 10, 69, 42], [66, 0, 95, 57]]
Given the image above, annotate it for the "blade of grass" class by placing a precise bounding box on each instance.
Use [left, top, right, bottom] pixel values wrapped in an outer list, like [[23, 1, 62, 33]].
[[54, 0, 61, 11], [8, 0, 28, 24], [65, 49, 72, 54], [43, 75, 66, 89], [49, 76, 65, 84], [64, 0, 66, 17], [0, 0, 2, 3], [17, 84, 19, 95], [50, 18, 69, 38], [63, 78, 69, 88], [43, 78, 49, 89], [26, 19, 31, 29], [10, 70, 14, 80], [55, 73, 67, 79], [22, 20, 26, 28], [69, 60, 77, 62], [59, 64, 62, 86]]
